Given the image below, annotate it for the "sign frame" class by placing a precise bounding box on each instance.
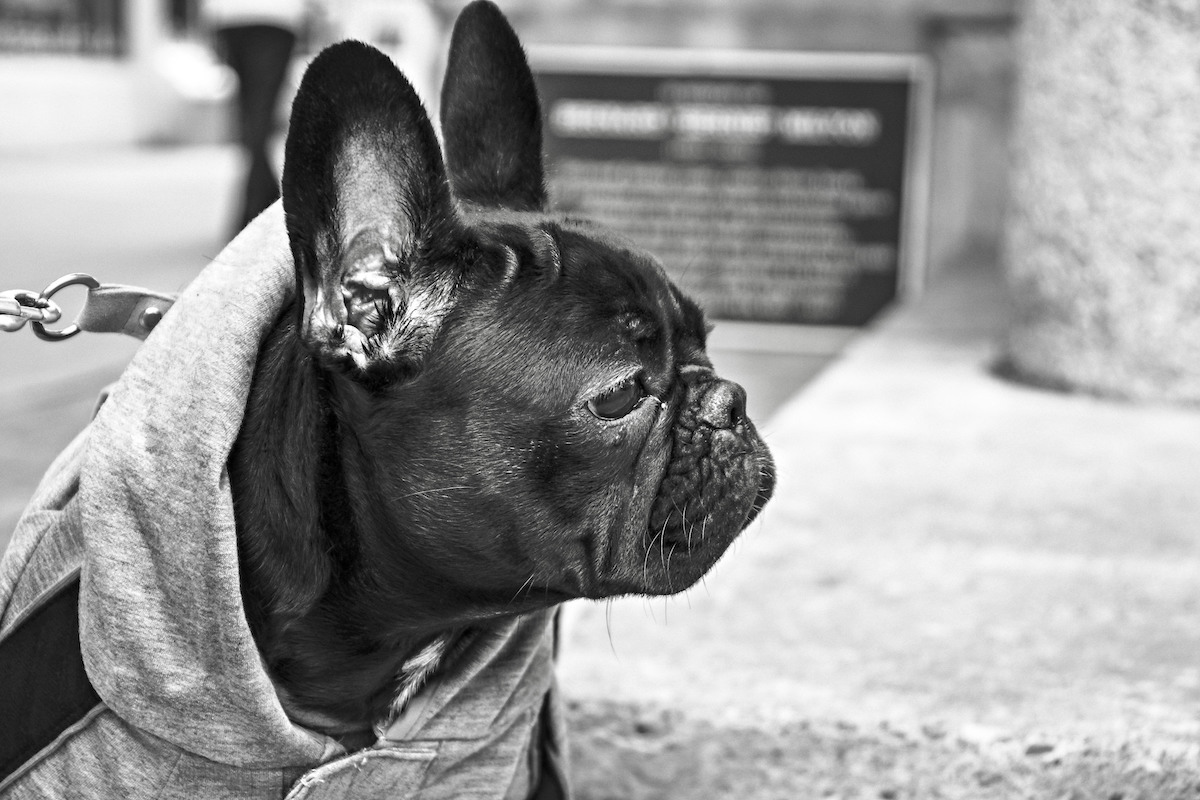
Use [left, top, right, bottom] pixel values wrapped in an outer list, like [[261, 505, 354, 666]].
[[528, 44, 935, 327]]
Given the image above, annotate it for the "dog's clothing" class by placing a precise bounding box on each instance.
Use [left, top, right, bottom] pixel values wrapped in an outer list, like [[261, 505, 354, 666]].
[[0, 206, 567, 799]]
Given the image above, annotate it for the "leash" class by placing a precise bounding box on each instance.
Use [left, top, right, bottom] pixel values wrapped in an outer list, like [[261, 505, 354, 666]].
[[1, 273, 177, 342]]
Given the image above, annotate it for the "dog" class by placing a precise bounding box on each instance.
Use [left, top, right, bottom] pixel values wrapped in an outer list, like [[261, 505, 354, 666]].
[[0, 2, 772, 797]]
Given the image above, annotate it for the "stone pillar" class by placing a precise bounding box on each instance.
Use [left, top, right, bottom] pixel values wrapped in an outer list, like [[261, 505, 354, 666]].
[[1002, 0, 1200, 404]]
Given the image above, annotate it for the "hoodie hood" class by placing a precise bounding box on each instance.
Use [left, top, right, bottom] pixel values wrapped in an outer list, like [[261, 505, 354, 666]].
[[1, 203, 565, 799], [77, 205, 341, 768]]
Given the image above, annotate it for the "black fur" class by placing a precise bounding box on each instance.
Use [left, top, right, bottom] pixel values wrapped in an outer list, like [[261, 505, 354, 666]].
[[282, 40, 462, 378], [441, 0, 546, 211], [229, 0, 774, 735]]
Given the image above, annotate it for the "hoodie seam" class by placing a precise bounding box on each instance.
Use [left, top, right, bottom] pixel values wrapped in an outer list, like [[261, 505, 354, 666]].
[[0, 701, 107, 794], [151, 750, 187, 800], [0, 495, 83, 630], [0, 564, 83, 646]]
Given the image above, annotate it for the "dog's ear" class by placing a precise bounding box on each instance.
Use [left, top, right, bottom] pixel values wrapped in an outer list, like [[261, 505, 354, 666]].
[[282, 41, 458, 376], [440, 0, 546, 211]]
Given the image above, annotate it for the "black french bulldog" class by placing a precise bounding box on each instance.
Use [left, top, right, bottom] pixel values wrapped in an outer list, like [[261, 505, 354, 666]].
[[229, 0, 774, 739]]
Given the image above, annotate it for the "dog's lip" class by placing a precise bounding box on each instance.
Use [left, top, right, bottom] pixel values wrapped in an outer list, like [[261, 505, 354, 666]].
[[634, 434, 773, 592], [651, 497, 752, 555], [653, 529, 704, 555]]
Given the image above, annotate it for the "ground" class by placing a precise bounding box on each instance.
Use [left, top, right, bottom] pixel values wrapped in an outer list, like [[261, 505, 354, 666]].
[[568, 699, 1200, 800]]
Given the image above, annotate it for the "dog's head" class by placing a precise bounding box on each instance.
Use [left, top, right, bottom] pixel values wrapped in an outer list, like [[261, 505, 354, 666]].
[[279, 1, 773, 617]]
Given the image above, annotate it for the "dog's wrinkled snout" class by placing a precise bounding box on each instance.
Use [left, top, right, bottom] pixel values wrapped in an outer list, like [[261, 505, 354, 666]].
[[698, 380, 748, 430]]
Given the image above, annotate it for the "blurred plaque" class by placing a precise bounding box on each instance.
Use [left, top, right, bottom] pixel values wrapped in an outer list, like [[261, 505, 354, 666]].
[[532, 47, 932, 326], [0, 0, 126, 56]]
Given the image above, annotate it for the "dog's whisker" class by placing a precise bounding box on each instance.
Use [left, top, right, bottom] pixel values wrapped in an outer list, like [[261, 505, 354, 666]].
[[400, 485, 474, 500], [658, 513, 670, 575], [605, 599, 618, 657], [688, 512, 702, 552], [645, 595, 658, 622], [509, 571, 537, 606], [644, 517, 670, 582], [643, 533, 660, 584], [642, 533, 653, 583]]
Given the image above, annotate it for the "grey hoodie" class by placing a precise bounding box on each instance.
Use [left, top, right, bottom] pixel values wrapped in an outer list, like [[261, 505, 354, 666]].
[[0, 206, 567, 799]]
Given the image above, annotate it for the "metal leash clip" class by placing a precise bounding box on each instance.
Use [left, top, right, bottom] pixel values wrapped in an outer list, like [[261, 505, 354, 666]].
[[1, 273, 175, 342], [0, 289, 63, 332], [0, 273, 99, 340]]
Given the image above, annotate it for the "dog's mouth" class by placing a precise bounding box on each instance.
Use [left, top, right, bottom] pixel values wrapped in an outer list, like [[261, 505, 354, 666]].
[[497, 372, 774, 605], [635, 381, 775, 595]]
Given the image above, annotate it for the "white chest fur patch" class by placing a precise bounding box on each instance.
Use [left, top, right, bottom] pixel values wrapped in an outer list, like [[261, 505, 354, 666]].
[[374, 632, 456, 737]]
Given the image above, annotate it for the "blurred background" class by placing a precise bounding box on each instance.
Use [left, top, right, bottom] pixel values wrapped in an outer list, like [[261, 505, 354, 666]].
[[0, 0, 1015, 535], [4, 0, 1200, 796]]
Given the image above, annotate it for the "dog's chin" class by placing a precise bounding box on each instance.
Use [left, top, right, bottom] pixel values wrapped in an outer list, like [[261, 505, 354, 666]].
[[633, 399, 776, 596], [632, 526, 743, 597], [493, 375, 775, 606], [636, 459, 774, 596], [562, 446, 774, 601]]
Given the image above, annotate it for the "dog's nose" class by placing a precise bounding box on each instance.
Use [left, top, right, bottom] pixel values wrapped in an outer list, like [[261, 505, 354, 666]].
[[698, 380, 747, 429]]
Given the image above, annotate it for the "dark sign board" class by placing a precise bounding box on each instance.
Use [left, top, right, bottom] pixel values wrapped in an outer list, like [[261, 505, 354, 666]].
[[532, 47, 931, 326], [0, 0, 127, 56]]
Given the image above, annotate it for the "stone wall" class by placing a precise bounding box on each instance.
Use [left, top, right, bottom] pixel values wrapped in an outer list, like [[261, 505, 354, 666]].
[[1002, 0, 1200, 404]]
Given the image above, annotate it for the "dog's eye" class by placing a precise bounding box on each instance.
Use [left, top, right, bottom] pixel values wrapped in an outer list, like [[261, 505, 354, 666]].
[[587, 377, 645, 420]]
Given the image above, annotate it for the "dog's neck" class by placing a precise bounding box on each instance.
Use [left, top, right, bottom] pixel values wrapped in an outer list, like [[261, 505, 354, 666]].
[[273, 632, 460, 747], [228, 307, 468, 733]]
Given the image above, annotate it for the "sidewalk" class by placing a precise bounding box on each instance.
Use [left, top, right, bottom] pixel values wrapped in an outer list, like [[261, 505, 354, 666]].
[[559, 261, 1200, 797]]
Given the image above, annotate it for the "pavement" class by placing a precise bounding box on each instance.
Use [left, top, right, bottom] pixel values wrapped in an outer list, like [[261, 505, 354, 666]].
[[3, 146, 1200, 791]]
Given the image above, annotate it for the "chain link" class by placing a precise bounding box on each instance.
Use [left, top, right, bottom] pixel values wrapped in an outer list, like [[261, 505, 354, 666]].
[[1, 273, 97, 338], [0, 290, 62, 332], [30, 273, 101, 341]]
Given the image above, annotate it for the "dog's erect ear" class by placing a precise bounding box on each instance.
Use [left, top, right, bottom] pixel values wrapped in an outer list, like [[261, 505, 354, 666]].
[[440, 0, 547, 211], [282, 41, 458, 376]]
